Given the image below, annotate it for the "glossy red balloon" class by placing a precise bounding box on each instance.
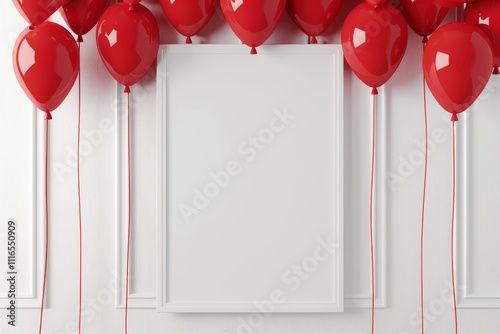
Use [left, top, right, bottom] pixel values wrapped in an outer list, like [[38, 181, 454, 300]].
[[435, 0, 476, 7], [342, 2, 408, 90], [13, 22, 79, 115], [221, 0, 286, 54], [423, 22, 493, 120], [160, 0, 217, 43], [365, 0, 386, 8], [60, 0, 110, 41], [399, 0, 449, 40], [96, 2, 159, 91], [465, 0, 500, 74], [12, 0, 64, 26], [287, 0, 342, 43]]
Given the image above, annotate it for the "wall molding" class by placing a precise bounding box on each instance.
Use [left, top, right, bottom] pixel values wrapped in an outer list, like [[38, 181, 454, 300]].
[[344, 87, 387, 309], [457, 110, 500, 309], [115, 87, 157, 309], [0, 107, 45, 309]]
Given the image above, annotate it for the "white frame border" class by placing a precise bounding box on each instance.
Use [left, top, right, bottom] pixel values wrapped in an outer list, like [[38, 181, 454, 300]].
[[155, 44, 344, 313]]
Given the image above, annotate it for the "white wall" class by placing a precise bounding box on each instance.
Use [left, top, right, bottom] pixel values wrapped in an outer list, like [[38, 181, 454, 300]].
[[1, 1, 500, 333]]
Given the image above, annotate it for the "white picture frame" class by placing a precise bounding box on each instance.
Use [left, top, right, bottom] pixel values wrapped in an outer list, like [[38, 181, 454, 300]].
[[156, 44, 344, 313]]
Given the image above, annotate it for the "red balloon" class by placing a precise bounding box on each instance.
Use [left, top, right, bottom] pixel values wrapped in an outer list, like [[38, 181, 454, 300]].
[[96, 2, 159, 91], [220, 0, 286, 54], [287, 0, 342, 43], [423, 22, 493, 121], [365, 0, 386, 8], [12, 0, 64, 26], [159, 0, 217, 44], [399, 0, 449, 41], [60, 0, 110, 41], [465, 0, 500, 74], [123, 0, 141, 5], [341, 2, 408, 91], [13, 22, 79, 117], [435, 0, 476, 7]]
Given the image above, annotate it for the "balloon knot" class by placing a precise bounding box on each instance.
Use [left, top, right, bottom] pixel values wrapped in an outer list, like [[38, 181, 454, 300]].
[[250, 46, 257, 55], [45, 111, 52, 120], [77, 35, 83, 43], [124, 86, 131, 94], [29, 25, 34, 30], [186, 36, 192, 44], [371, 87, 378, 95], [493, 66, 499, 75], [451, 113, 458, 122], [422, 36, 428, 44], [310, 36, 317, 44]]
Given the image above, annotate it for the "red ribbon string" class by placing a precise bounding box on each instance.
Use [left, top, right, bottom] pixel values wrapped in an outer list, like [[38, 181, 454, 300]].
[[451, 121, 458, 334], [370, 90, 377, 334], [125, 90, 132, 334], [420, 42, 429, 334], [39, 115, 50, 334], [77, 40, 83, 334]]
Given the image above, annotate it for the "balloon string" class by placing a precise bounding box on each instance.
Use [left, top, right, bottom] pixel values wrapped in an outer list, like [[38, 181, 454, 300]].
[[451, 121, 458, 334], [77, 40, 83, 334], [125, 91, 132, 334], [39, 116, 50, 334], [420, 43, 429, 334], [370, 91, 376, 334]]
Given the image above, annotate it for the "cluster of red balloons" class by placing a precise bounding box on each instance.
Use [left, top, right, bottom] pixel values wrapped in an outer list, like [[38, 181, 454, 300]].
[[12, 0, 160, 116], [158, 0, 288, 54], [341, 0, 498, 121], [12, 0, 500, 119], [158, 0, 347, 54]]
